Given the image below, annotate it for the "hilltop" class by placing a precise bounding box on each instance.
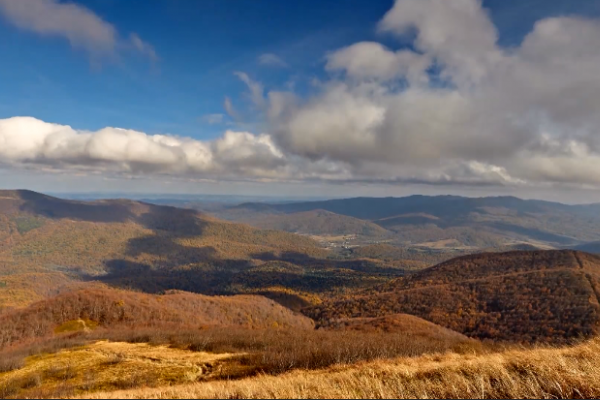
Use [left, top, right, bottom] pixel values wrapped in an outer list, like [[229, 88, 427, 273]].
[[307, 250, 600, 343], [327, 314, 469, 342]]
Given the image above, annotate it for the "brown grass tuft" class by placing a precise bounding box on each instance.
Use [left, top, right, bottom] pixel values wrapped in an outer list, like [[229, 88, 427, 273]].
[[78, 337, 600, 399]]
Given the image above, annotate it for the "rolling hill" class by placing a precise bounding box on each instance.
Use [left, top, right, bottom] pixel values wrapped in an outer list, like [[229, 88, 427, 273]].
[[215, 209, 392, 238], [327, 313, 470, 341], [0, 287, 314, 350], [221, 196, 600, 248], [0, 190, 406, 311], [307, 250, 600, 343], [0, 289, 475, 399]]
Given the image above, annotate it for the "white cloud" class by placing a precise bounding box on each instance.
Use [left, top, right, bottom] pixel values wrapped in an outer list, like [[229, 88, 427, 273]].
[[378, 0, 501, 87], [129, 33, 158, 61], [202, 114, 225, 125], [326, 42, 430, 83], [3, 0, 600, 191], [234, 71, 266, 109], [0, 0, 156, 60], [223, 97, 240, 121], [258, 53, 288, 68], [0, 116, 290, 180], [262, 0, 600, 188]]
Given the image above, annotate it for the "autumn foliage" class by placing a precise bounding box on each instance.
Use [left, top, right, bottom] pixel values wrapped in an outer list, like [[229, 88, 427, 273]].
[[307, 250, 600, 343], [0, 287, 313, 350]]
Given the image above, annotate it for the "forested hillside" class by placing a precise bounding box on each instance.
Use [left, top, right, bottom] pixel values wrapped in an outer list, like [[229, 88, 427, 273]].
[[0, 191, 407, 311], [307, 250, 600, 343]]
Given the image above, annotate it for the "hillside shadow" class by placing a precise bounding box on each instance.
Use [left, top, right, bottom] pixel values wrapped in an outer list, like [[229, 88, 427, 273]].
[[123, 235, 218, 267], [92, 244, 403, 298], [96, 258, 255, 295], [18, 190, 137, 223], [253, 251, 406, 276], [18, 191, 209, 237], [96, 254, 263, 295], [70, 196, 405, 298], [136, 205, 209, 237]]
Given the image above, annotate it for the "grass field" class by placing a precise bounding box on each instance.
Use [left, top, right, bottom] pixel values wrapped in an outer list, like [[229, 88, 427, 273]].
[[78, 337, 600, 399], [0, 341, 241, 398]]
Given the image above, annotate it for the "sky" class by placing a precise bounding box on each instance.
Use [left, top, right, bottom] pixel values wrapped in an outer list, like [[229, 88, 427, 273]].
[[1, 0, 600, 203]]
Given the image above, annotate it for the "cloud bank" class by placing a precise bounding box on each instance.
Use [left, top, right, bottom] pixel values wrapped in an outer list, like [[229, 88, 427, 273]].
[[0, 0, 156, 60], [2, 0, 600, 189], [266, 0, 600, 187], [0, 116, 346, 182]]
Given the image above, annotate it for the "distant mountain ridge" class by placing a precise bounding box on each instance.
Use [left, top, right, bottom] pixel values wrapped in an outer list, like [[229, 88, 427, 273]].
[[233, 195, 594, 221], [221, 195, 600, 248]]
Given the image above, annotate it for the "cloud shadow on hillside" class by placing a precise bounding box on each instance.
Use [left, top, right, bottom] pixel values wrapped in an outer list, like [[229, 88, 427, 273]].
[[17, 190, 210, 237]]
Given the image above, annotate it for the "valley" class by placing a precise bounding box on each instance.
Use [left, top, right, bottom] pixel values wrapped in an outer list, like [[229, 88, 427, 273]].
[[205, 196, 600, 252], [1, 190, 600, 398], [2, 0, 599, 396]]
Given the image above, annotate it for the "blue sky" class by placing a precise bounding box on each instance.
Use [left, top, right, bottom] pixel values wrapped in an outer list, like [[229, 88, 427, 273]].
[[0, 0, 395, 137], [1, 0, 598, 138], [1, 0, 600, 202]]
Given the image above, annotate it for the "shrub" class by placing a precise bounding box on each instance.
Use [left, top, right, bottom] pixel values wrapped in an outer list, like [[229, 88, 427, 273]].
[[0, 354, 24, 373]]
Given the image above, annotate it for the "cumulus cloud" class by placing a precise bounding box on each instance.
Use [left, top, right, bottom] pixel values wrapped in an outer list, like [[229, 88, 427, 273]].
[[258, 53, 288, 67], [326, 42, 430, 84], [0, 0, 156, 60], [262, 0, 600, 188], [3, 0, 600, 190], [0, 116, 292, 180]]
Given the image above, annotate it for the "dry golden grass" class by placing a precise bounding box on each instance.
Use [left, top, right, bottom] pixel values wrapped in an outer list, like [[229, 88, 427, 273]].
[[0, 341, 241, 398], [79, 338, 600, 399]]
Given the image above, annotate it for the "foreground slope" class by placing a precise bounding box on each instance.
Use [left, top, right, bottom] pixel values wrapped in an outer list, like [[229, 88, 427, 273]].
[[307, 250, 600, 342], [80, 337, 600, 399], [0, 308, 474, 398]]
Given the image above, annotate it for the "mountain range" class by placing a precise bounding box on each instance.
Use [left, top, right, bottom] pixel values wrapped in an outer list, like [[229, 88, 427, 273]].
[[2, 190, 600, 342], [210, 196, 600, 250], [2, 190, 600, 397]]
